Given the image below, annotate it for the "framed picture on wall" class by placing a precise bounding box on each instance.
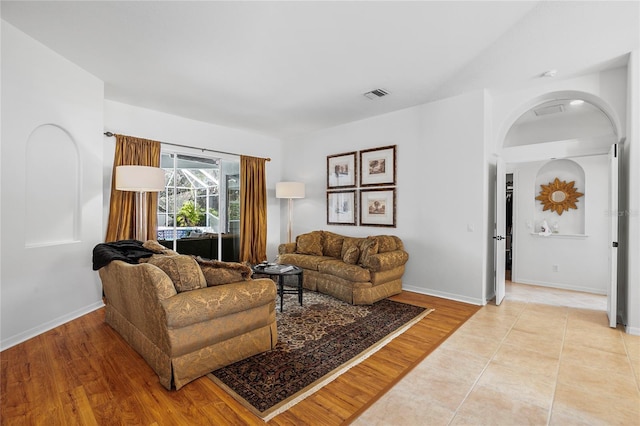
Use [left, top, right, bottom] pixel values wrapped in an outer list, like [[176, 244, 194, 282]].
[[327, 151, 357, 189], [327, 190, 357, 225], [360, 145, 396, 187], [360, 188, 396, 227]]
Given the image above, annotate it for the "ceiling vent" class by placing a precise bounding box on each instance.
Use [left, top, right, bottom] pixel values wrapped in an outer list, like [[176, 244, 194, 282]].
[[363, 88, 390, 100], [534, 104, 564, 116]]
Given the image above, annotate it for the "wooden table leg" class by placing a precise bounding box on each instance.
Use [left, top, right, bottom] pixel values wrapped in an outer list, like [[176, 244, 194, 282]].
[[278, 276, 284, 312], [297, 272, 303, 305]]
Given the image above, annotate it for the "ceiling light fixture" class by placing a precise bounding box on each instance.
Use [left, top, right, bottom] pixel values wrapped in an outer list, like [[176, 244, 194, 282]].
[[570, 99, 585, 106]]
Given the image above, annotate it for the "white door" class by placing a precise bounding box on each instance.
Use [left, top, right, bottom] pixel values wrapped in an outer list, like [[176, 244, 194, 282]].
[[494, 158, 506, 305], [608, 144, 619, 328]]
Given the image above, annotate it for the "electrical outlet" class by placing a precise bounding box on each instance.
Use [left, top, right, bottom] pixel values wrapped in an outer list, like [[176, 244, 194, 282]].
[[552, 264, 559, 272]]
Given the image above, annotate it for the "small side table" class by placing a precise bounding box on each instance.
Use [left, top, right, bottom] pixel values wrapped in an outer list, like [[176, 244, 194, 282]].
[[251, 264, 303, 312]]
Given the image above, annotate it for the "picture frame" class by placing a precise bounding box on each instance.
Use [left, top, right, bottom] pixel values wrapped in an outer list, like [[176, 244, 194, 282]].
[[360, 188, 396, 227], [327, 151, 357, 189], [360, 145, 396, 187], [327, 190, 357, 226]]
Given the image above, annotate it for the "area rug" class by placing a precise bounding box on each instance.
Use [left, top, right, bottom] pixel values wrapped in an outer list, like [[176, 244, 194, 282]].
[[207, 291, 433, 421]]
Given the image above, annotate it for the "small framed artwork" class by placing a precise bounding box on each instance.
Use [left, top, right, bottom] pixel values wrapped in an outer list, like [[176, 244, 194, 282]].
[[327, 151, 357, 189], [360, 145, 396, 187], [360, 188, 396, 227], [327, 190, 357, 225]]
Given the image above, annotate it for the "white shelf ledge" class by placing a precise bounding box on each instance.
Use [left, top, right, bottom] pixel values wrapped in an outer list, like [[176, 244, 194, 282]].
[[529, 233, 588, 239]]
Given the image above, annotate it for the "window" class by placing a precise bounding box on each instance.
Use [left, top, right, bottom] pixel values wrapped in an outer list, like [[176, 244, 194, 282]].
[[157, 152, 240, 261]]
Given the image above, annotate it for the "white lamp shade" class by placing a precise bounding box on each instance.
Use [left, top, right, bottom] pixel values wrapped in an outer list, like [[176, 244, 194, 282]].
[[116, 165, 165, 192], [276, 181, 305, 199]]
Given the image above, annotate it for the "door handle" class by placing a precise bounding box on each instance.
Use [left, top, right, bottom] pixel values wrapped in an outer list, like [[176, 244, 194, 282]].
[[493, 236, 505, 241]]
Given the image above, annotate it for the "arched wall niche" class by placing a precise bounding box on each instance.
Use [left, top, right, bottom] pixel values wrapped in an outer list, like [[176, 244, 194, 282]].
[[534, 159, 586, 235], [25, 124, 81, 247]]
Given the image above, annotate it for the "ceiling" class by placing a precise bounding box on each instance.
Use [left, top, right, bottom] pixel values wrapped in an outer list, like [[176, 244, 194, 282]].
[[2, 1, 638, 140]]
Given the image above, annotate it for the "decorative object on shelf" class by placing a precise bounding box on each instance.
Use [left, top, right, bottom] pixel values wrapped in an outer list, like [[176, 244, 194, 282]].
[[327, 190, 357, 225], [360, 145, 396, 187], [535, 177, 584, 215], [276, 181, 305, 243], [538, 220, 551, 236], [360, 188, 396, 227], [115, 165, 165, 241], [327, 151, 357, 189]]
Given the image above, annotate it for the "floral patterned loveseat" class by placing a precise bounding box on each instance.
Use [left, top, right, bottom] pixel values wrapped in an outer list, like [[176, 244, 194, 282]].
[[277, 231, 408, 305], [96, 241, 277, 390]]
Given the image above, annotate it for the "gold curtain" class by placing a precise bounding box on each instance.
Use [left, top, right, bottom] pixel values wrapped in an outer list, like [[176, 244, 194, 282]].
[[240, 156, 267, 263], [105, 135, 161, 242]]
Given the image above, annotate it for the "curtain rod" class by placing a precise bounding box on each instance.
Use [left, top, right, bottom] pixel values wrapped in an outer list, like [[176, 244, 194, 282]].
[[103, 131, 271, 161]]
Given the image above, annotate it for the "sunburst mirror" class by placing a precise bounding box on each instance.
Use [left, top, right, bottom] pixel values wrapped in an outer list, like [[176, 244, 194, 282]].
[[535, 178, 584, 215]]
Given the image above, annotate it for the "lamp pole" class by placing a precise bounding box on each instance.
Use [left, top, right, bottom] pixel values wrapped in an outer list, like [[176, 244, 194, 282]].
[[287, 197, 294, 244], [276, 181, 305, 244]]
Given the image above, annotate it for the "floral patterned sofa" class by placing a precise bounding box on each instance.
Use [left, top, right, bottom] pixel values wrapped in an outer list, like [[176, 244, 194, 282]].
[[96, 241, 277, 390], [277, 231, 408, 305]]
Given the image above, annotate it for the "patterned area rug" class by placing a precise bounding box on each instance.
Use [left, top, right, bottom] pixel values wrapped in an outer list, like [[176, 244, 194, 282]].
[[207, 290, 433, 421]]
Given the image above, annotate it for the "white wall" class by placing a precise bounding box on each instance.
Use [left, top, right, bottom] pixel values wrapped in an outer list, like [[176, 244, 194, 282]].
[[1, 22, 104, 349], [510, 156, 609, 294], [493, 67, 628, 149], [103, 101, 284, 259], [281, 90, 489, 305]]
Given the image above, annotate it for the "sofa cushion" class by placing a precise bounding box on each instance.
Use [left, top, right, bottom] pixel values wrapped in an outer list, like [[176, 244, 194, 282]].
[[342, 245, 360, 265], [318, 259, 371, 282], [358, 238, 379, 266], [277, 253, 332, 271], [147, 255, 206, 293], [195, 257, 252, 286], [322, 231, 344, 258], [296, 231, 323, 256]]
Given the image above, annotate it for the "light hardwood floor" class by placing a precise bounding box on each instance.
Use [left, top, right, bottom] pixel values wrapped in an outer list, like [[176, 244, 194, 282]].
[[0, 292, 479, 425]]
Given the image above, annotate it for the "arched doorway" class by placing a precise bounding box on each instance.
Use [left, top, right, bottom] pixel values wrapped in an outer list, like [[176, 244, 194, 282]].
[[496, 91, 621, 324]]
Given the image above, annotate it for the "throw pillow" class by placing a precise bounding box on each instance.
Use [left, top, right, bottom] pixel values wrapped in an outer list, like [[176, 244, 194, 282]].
[[341, 237, 361, 259], [142, 239, 178, 256], [358, 238, 379, 267], [322, 231, 344, 258], [147, 255, 206, 293], [195, 257, 253, 286], [342, 245, 360, 265], [295, 231, 323, 256], [375, 235, 398, 253]]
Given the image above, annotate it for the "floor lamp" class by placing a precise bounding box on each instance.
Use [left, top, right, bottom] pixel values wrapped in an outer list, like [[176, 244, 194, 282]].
[[276, 182, 305, 243], [116, 165, 165, 241]]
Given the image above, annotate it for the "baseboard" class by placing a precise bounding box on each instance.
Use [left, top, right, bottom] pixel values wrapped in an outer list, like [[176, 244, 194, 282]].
[[0, 300, 105, 351], [625, 325, 640, 336], [512, 278, 607, 295], [402, 284, 484, 306]]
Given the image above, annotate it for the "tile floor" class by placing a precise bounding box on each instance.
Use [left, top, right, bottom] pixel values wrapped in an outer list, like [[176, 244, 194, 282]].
[[354, 282, 640, 425]]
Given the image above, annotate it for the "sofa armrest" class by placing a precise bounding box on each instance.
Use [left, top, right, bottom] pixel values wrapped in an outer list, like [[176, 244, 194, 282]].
[[363, 250, 409, 272], [100, 261, 178, 303], [99, 261, 177, 351], [278, 242, 296, 255], [161, 278, 277, 329]]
